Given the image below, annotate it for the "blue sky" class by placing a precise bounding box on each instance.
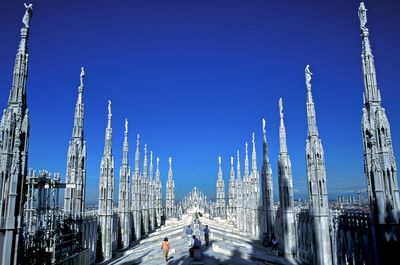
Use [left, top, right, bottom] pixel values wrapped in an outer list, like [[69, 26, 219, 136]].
[[1, 0, 399, 204]]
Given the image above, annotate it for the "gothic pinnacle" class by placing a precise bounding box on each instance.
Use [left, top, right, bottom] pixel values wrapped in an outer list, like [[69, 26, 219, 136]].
[[218, 156, 223, 180], [279, 98, 288, 154], [244, 142, 249, 176], [252, 132, 257, 172], [124, 119, 128, 139], [230, 156, 235, 181], [305, 65, 318, 137], [236, 150, 241, 180], [358, 2, 380, 104], [156, 157, 160, 175], [305, 64, 313, 103]]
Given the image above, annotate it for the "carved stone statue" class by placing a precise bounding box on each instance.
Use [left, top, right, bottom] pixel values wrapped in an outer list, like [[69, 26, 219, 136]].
[[279, 98, 284, 120], [305, 65, 312, 89], [22, 3, 33, 28], [80, 67, 85, 87], [108, 100, 112, 115], [262, 118, 266, 135], [358, 2, 367, 29], [125, 118, 128, 133]]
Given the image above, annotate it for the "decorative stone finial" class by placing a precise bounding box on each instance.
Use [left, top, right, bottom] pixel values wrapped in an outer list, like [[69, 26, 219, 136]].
[[124, 118, 128, 134], [279, 98, 284, 121], [358, 2, 367, 29], [169, 157, 172, 167], [144, 144, 147, 155], [231, 156, 233, 166], [245, 142, 248, 155], [157, 157, 160, 167], [237, 150, 240, 161], [218, 156, 221, 165], [252, 132, 255, 145], [22, 3, 33, 28], [150, 150, 153, 161]]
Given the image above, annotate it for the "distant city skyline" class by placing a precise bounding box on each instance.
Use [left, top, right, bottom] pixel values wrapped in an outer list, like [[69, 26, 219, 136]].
[[1, 0, 399, 204]]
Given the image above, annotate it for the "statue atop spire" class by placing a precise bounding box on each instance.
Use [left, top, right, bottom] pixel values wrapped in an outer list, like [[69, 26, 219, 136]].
[[244, 142, 250, 176], [305, 64, 312, 89], [218, 156, 222, 166], [279, 98, 284, 122], [77, 67, 85, 104], [124, 118, 128, 134], [22, 3, 33, 28], [252, 132, 255, 149], [262, 118, 266, 137], [107, 100, 112, 128], [79, 67, 85, 89], [358, 2, 367, 29], [279, 98, 288, 154]]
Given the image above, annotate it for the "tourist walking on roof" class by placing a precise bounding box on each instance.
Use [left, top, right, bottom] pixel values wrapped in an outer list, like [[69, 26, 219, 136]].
[[161, 237, 171, 262], [185, 225, 193, 246], [204, 225, 210, 246], [189, 235, 201, 258]]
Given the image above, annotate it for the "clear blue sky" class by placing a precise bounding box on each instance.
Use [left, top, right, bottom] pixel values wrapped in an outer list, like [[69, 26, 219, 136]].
[[1, 0, 399, 204]]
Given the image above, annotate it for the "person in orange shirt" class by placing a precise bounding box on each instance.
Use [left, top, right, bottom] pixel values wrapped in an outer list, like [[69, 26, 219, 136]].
[[161, 237, 171, 262]]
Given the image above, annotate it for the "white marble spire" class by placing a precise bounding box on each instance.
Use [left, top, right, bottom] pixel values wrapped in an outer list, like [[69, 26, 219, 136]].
[[236, 150, 244, 231], [149, 150, 156, 231], [277, 98, 296, 258], [305, 65, 318, 137], [0, 4, 32, 264], [251, 132, 257, 172], [359, 2, 381, 105], [132, 133, 142, 240], [149, 151, 154, 180], [358, 2, 399, 227], [64, 67, 87, 220], [216, 156, 226, 218], [230, 156, 235, 182], [155, 157, 162, 226], [118, 118, 131, 248], [166, 157, 175, 218], [141, 144, 149, 234], [98, 101, 115, 261], [228, 156, 236, 224], [73, 67, 85, 139], [244, 142, 250, 177], [305, 66, 332, 265], [8, 4, 32, 107], [261, 118, 275, 243], [236, 150, 242, 181], [279, 98, 288, 154]]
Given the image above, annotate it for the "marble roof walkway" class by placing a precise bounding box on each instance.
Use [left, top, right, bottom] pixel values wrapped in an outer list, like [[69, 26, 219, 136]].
[[108, 214, 299, 265]]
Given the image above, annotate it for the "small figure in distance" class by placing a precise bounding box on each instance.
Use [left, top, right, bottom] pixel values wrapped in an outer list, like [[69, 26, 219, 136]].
[[161, 237, 170, 262], [272, 234, 278, 251], [203, 225, 210, 246]]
